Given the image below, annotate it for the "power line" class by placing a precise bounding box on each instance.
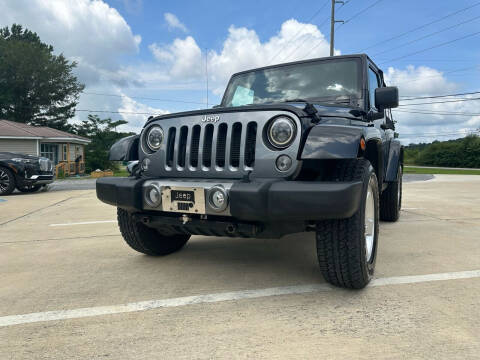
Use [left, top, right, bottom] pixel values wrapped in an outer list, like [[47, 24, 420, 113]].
[[399, 97, 480, 106], [378, 30, 480, 64], [82, 92, 205, 105], [267, 0, 330, 64], [303, 0, 387, 58], [372, 14, 480, 57], [400, 91, 480, 100], [357, 1, 480, 52], [393, 109, 480, 116], [387, 65, 479, 85], [338, 0, 385, 27]]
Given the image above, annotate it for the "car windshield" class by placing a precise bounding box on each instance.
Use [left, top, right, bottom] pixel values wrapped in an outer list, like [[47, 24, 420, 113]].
[[222, 58, 361, 107]]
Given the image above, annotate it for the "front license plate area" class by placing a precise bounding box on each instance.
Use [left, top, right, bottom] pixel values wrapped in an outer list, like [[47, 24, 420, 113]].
[[162, 186, 205, 214]]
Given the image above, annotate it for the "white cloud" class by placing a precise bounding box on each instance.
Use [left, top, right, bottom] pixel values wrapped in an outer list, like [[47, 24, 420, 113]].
[[384, 66, 480, 144], [149, 36, 202, 78], [164, 13, 188, 33], [117, 94, 169, 132], [385, 65, 457, 96], [0, 0, 141, 87], [147, 19, 335, 94]]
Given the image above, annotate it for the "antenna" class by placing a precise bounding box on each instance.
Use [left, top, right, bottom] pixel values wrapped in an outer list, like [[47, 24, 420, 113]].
[[205, 48, 209, 108]]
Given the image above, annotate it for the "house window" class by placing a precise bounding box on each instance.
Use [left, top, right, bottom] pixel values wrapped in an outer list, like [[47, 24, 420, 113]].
[[63, 144, 67, 161], [40, 144, 59, 164]]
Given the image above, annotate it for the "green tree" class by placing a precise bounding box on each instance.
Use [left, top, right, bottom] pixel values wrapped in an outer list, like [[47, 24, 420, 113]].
[[74, 115, 134, 173], [0, 24, 84, 131]]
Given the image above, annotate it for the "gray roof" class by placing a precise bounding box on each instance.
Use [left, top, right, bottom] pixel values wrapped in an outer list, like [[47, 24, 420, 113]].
[[0, 120, 90, 144]]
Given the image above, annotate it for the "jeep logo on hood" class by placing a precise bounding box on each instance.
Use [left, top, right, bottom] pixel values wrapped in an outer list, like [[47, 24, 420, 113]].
[[201, 114, 220, 123]]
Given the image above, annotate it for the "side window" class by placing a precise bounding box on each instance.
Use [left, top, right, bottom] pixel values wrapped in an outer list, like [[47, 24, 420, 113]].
[[368, 67, 380, 110]]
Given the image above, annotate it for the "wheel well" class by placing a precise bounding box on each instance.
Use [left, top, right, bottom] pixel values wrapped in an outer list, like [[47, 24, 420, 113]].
[[361, 140, 384, 188]]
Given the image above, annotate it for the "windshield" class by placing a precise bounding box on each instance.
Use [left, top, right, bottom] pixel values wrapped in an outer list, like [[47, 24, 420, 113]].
[[222, 58, 361, 107]]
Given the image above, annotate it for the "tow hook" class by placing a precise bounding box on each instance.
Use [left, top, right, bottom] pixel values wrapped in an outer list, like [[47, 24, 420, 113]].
[[181, 214, 191, 224]]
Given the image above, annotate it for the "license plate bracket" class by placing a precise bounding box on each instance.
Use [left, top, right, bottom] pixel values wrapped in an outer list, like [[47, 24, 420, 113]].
[[162, 186, 205, 214]]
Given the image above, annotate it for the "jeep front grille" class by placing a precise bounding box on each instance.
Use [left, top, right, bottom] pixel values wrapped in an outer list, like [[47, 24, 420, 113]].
[[165, 121, 257, 173], [142, 110, 301, 179]]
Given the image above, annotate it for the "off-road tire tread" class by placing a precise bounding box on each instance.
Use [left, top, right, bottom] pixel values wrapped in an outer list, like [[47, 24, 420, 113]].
[[316, 159, 377, 289], [380, 166, 402, 222], [117, 208, 190, 255]]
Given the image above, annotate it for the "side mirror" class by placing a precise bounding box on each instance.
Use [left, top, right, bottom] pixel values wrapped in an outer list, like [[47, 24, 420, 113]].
[[375, 86, 399, 110]]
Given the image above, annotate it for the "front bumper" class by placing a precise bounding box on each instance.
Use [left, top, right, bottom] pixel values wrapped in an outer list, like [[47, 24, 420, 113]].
[[96, 177, 363, 221]]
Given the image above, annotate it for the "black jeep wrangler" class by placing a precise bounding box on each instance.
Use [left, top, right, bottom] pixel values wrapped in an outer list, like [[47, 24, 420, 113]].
[[97, 54, 402, 289]]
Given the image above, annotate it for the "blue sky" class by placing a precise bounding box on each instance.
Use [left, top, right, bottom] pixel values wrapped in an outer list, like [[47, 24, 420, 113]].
[[1, 0, 480, 143]]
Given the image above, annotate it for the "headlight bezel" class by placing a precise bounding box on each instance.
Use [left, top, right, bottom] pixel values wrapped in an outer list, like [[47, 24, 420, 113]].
[[143, 125, 164, 153], [265, 116, 297, 150]]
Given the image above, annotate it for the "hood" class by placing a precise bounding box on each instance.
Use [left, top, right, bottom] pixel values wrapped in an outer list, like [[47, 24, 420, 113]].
[[0, 152, 40, 160], [145, 102, 363, 128]]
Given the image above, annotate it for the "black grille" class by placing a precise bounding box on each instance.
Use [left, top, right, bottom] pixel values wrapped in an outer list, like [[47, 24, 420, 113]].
[[216, 123, 228, 167], [202, 124, 214, 167], [230, 122, 242, 168], [244, 122, 257, 167], [166, 127, 176, 168], [177, 126, 188, 167], [165, 121, 257, 172], [190, 125, 201, 167]]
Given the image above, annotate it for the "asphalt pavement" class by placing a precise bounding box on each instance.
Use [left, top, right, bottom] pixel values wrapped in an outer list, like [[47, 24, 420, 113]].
[[1, 174, 479, 359]]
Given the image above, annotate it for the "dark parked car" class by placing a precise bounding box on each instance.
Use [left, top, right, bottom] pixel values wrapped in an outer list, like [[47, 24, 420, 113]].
[[96, 54, 403, 289], [0, 152, 54, 195]]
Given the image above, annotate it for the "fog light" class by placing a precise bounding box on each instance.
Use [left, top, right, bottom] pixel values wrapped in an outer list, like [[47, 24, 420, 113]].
[[145, 184, 161, 207], [141, 158, 150, 172], [207, 186, 228, 212], [276, 155, 292, 172]]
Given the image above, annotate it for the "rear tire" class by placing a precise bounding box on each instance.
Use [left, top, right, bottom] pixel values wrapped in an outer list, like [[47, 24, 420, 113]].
[[117, 208, 190, 255], [380, 164, 402, 222], [316, 159, 379, 289], [0, 167, 16, 195]]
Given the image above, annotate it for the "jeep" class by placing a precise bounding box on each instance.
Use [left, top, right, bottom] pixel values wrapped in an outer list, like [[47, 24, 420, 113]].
[[96, 54, 402, 289]]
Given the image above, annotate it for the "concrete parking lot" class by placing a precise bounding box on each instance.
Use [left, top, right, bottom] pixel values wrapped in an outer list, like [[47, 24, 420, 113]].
[[1, 175, 479, 359]]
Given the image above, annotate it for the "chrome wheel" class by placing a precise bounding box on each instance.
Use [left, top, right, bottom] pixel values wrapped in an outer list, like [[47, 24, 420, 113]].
[[364, 179, 375, 262], [0, 169, 10, 193]]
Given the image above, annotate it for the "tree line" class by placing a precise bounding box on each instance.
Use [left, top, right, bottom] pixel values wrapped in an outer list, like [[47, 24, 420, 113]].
[[404, 135, 480, 168], [0, 24, 131, 172]]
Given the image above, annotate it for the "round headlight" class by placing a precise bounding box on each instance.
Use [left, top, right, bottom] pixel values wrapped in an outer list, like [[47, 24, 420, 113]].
[[267, 116, 296, 149], [145, 125, 164, 152]]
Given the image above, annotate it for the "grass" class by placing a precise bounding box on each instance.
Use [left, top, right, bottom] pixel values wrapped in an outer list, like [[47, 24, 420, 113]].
[[404, 166, 480, 175]]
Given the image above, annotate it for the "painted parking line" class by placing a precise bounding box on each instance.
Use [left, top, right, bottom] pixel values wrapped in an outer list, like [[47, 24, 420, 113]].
[[49, 220, 116, 227], [1, 269, 479, 328]]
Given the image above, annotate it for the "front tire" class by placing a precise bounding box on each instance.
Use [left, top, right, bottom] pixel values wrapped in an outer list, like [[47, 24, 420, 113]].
[[117, 208, 190, 255], [316, 159, 379, 289], [0, 167, 16, 195]]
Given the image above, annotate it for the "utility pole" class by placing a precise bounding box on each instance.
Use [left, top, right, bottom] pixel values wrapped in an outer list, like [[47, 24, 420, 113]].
[[330, 0, 344, 56]]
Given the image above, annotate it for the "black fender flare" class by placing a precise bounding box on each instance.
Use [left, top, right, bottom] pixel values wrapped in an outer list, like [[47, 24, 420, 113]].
[[300, 125, 365, 159], [108, 135, 139, 161], [385, 139, 403, 182]]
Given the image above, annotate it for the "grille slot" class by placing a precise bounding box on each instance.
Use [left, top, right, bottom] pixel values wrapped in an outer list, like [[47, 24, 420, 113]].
[[166, 127, 176, 168], [244, 122, 257, 167], [230, 122, 242, 168], [216, 123, 228, 168], [190, 125, 201, 168], [202, 124, 214, 168], [177, 126, 188, 168]]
